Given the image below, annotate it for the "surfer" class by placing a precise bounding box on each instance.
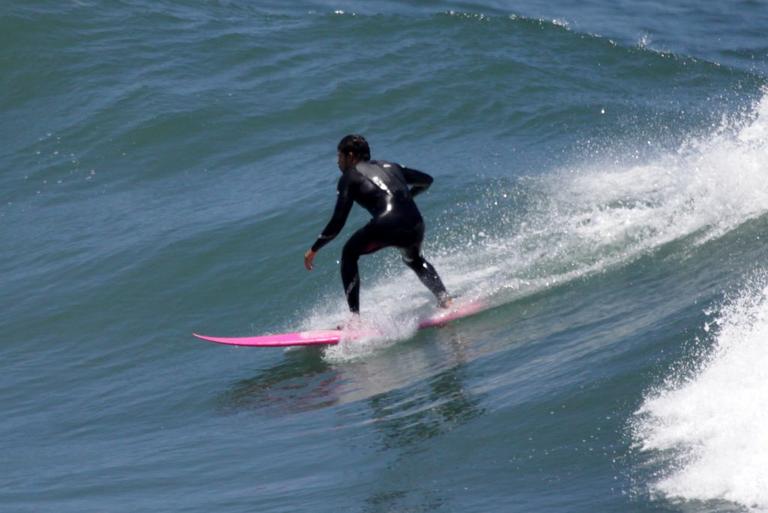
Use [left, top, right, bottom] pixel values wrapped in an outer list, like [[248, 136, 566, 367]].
[[304, 134, 451, 314]]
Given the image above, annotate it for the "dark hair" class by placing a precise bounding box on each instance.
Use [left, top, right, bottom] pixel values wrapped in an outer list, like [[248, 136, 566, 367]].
[[337, 134, 371, 161]]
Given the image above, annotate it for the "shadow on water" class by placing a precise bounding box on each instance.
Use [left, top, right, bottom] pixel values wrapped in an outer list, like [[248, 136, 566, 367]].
[[216, 347, 342, 415], [217, 329, 487, 512], [216, 328, 486, 439], [360, 331, 487, 513], [366, 333, 485, 451], [214, 335, 486, 513]]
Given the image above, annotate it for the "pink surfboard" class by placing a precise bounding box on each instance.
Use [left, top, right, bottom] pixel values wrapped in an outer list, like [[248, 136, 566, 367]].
[[193, 299, 487, 348]]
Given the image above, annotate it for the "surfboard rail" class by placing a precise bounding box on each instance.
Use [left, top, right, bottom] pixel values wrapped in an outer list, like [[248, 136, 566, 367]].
[[194, 299, 487, 348]]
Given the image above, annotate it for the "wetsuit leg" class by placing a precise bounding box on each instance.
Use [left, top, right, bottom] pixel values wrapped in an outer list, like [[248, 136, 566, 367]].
[[399, 242, 450, 306], [341, 219, 450, 313], [340, 223, 384, 313]]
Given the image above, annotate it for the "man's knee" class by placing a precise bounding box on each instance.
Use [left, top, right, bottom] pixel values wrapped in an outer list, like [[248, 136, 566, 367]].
[[401, 252, 424, 270]]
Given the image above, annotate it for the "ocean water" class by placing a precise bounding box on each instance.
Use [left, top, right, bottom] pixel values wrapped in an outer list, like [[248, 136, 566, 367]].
[[3, 1, 768, 511]]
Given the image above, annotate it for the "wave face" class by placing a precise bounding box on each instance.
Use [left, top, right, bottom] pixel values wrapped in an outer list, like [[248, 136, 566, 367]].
[[2, 2, 768, 513]]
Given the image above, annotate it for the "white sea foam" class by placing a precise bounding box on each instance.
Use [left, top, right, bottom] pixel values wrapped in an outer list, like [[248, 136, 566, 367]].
[[445, 92, 768, 306], [300, 288, 422, 361], [633, 276, 768, 510], [552, 95, 768, 252]]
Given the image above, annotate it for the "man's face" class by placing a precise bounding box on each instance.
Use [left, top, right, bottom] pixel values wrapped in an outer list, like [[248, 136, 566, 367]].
[[337, 152, 356, 172]]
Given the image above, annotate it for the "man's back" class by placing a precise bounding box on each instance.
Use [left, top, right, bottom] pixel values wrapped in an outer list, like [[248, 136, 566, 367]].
[[347, 160, 432, 220]]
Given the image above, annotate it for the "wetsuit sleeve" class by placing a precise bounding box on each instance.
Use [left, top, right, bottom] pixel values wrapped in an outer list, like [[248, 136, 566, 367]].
[[311, 174, 354, 252], [401, 166, 433, 197]]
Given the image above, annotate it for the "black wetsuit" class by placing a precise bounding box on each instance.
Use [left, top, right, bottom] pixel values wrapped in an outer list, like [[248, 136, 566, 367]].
[[311, 160, 449, 313]]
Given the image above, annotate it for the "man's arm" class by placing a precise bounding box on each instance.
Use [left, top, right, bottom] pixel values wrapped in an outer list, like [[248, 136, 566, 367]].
[[401, 166, 433, 197], [305, 175, 354, 270]]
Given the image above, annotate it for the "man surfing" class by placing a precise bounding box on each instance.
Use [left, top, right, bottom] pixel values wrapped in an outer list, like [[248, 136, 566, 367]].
[[304, 134, 451, 315]]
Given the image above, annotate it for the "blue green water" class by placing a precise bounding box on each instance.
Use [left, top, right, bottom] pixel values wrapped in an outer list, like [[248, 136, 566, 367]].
[[3, 1, 768, 511]]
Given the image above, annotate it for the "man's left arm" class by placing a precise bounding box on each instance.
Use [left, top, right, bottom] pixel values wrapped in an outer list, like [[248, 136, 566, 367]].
[[401, 166, 433, 197], [305, 175, 354, 270]]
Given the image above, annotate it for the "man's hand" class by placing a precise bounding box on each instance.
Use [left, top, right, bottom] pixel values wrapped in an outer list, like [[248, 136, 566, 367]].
[[304, 249, 317, 271]]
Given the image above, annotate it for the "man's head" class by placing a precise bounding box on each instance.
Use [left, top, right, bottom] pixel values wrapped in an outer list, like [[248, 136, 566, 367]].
[[337, 134, 370, 172]]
